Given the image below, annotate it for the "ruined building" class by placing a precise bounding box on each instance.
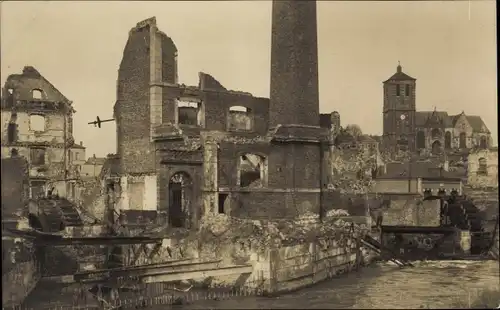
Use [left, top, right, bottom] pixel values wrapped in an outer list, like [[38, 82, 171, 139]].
[[112, 6, 356, 228], [382, 63, 492, 155], [467, 147, 498, 188], [1, 66, 86, 200]]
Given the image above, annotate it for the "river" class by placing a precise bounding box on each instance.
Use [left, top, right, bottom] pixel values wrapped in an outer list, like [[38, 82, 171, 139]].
[[172, 260, 499, 309], [22, 260, 499, 309]]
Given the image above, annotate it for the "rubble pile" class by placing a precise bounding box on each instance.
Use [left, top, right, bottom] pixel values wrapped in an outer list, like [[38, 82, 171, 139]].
[[198, 210, 368, 257]]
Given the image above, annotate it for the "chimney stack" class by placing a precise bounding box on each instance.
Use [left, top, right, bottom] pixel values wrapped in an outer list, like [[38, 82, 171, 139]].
[[269, 0, 319, 128]]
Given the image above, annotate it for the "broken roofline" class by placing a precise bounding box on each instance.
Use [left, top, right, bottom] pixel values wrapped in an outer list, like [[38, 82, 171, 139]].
[[150, 81, 261, 99], [127, 17, 256, 97]]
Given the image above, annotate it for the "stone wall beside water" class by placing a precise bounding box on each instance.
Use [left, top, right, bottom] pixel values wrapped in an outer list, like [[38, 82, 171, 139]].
[[2, 255, 39, 308], [491, 224, 499, 260]]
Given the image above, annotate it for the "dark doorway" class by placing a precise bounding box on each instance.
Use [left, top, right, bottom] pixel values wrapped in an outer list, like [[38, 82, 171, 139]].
[[431, 140, 442, 155], [168, 172, 192, 229], [218, 194, 228, 214]]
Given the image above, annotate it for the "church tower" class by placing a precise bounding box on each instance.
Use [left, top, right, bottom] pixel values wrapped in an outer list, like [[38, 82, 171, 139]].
[[382, 63, 417, 153]]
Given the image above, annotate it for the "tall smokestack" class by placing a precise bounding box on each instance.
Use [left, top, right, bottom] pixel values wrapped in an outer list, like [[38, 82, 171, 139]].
[[269, 1, 319, 128]]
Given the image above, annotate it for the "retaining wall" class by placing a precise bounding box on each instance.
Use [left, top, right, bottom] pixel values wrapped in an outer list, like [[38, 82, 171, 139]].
[[491, 224, 499, 260], [2, 260, 39, 308]]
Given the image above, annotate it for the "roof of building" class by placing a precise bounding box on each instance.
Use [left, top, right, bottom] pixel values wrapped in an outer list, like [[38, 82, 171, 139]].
[[415, 111, 489, 133], [4, 66, 71, 104], [384, 64, 416, 83], [85, 157, 107, 165], [382, 161, 465, 179]]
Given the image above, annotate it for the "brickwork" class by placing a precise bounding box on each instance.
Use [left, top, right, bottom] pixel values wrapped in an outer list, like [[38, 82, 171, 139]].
[[113, 12, 363, 226], [269, 1, 319, 128]]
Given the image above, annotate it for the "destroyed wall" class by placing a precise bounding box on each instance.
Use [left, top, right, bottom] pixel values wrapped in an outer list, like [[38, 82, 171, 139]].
[[114, 17, 177, 175], [381, 198, 440, 227], [467, 148, 498, 188], [114, 22, 153, 174], [216, 140, 321, 219], [159, 83, 269, 134]]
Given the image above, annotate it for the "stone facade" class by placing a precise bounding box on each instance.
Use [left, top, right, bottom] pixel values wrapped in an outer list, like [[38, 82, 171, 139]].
[[1, 66, 86, 201], [382, 64, 491, 155], [467, 147, 498, 188]]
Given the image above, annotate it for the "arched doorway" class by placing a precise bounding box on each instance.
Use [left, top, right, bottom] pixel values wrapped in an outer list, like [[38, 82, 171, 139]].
[[431, 140, 442, 154], [444, 132, 452, 149], [416, 131, 426, 149], [168, 172, 192, 229], [459, 132, 466, 148]]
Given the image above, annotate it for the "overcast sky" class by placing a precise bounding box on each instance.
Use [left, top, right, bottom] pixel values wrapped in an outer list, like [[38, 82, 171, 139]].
[[1, 1, 497, 158]]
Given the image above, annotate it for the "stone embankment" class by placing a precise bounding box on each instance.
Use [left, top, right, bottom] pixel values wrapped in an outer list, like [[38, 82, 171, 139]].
[[490, 221, 499, 260], [1, 237, 40, 308], [116, 210, 378, 296]]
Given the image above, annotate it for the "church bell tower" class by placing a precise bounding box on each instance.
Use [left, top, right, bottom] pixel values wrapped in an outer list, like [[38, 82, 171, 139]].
[[382, 62, 417, 153]]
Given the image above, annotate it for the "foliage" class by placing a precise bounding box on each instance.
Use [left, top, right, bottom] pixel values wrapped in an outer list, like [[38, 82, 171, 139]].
[[343, 124, 363, 138]]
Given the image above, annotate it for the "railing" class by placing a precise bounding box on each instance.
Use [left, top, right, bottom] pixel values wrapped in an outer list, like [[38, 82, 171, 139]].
[[2, 278, 267, 309]]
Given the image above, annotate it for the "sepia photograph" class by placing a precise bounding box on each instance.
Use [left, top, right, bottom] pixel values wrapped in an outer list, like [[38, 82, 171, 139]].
[[1, 0, 498, 309]]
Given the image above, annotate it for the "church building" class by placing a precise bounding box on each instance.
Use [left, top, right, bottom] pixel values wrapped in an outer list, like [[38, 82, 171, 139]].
[[382, 63, 492, 155]]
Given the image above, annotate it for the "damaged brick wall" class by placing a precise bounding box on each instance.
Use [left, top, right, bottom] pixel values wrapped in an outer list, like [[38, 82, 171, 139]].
[[115, 17, 177, 175], [215, 139, 322, 219], [115, 23, 154, 174], [160, 83, 269, 134]]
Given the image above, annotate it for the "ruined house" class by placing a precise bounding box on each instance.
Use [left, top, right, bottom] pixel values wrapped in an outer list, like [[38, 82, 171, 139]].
[[467, 147, 498, 188], [111, 12, 362, 228], [382, 64, 492, 154], [1, 66, 86, 201]]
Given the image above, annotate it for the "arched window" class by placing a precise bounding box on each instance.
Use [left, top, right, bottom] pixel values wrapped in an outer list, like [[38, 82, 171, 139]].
[[431, 128, 441, 139], [169, 172, 193, 229], [479, 136, 488, 149], [228, 106, 253, 131], [32, 89, 43, 99], [238, 153, 267, 188], [416, 131, 426, 149], [444, 131, 452, 149], [432, 140, 442, 154], [477, 158, 487, 176], [459, 132, 467, 148]]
